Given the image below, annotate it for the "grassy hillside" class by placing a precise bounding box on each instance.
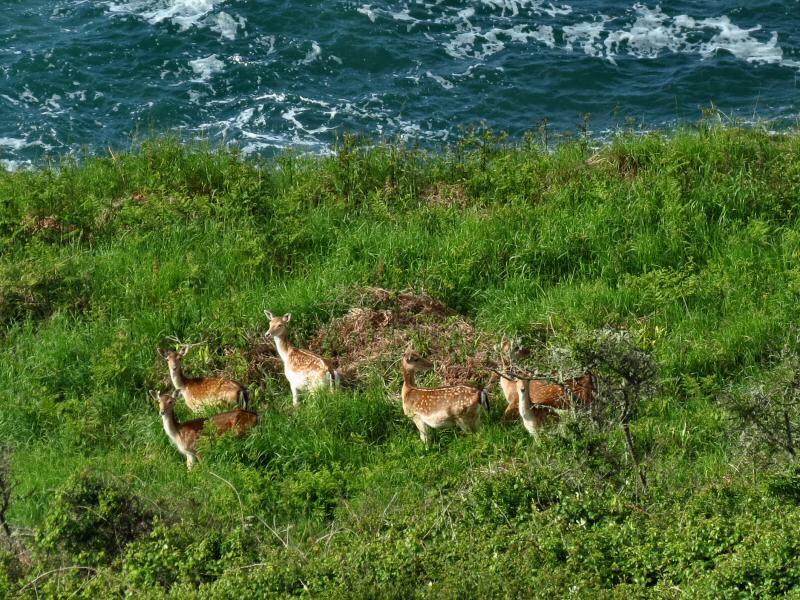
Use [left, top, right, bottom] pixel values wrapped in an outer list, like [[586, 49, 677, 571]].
[[2, 126, 800, 598]]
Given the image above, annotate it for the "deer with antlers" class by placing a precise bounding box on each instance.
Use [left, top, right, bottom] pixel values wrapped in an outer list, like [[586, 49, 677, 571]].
[[400, 351, 489, 444], [264, 310, 341, 406], [152, 391, 259, 469], [497, 337, 595, 435], [158, 343, 250, 413]]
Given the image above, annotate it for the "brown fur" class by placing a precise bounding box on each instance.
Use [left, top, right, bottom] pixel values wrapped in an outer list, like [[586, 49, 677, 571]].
[[159, 348, 247, 413], [265, 311, 339, 406], [497, 337, 594, 425], [503, 372, 595, 422], [287, 347, 335, 376], [155, 392, 258, 469], [401, 352, 485, 443]]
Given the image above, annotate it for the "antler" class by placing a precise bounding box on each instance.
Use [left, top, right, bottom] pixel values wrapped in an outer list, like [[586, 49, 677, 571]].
[[165, 335, 206, 352]]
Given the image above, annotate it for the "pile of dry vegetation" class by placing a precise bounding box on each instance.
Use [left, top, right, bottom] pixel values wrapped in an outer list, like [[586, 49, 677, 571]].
[[246, 287, 501, 390]]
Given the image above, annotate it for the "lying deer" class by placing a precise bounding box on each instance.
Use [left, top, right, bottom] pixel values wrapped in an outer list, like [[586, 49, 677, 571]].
[[152, 391, 259, 469], [264, 310, 340, 406], [401, 351, 489, 444], [158, 345, 249, 413], [496, 337, 595, 424]]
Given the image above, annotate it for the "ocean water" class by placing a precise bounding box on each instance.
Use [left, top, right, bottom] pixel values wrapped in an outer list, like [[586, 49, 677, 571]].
[[1, 0, 799, 168]]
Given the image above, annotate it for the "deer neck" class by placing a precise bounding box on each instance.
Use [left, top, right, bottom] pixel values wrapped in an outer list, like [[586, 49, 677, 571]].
[[401, 368, 418, 405], [169, 363, 187, 390], [272, 333, 293, 364], [161, 408, 182, 446], [517, 382, 536, 430], [499, 375, 518, 403]]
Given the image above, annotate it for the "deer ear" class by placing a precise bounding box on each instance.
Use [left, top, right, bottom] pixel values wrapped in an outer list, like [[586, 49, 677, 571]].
[[264, 310, 274, 320], [157, 348, 167, 359], [283, 313, 291, 322], [178, 346, 189, 358], [149, 389, 159, 402]]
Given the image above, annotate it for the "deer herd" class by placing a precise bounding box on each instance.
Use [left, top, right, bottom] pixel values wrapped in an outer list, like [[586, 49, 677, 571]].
[[153, 310, 596, 468]]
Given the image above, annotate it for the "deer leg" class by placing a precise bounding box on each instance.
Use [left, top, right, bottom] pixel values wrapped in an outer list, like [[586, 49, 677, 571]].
[[290, 383, 300, 407], [186, 451, 198, 470], [456, 416, 477, 433], [502, 402, 519, 423], [412, 415, 430, 444]]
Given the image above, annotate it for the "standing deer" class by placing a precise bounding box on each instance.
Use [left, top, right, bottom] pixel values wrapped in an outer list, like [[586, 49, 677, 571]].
[[264, 310, 340, 406], [497, 338, 595, 434], [158, 345, 249, 413], [400, 351, 489, 444], [152, 391, 259, 469], [496, 337, 528, 422]]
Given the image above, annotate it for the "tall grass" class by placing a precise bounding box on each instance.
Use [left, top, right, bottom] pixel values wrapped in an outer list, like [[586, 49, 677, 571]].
[[2, 126, 800, 597]]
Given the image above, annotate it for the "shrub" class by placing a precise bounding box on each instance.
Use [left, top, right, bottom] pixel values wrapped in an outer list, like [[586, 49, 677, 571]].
[[36, 472, 153, 564]]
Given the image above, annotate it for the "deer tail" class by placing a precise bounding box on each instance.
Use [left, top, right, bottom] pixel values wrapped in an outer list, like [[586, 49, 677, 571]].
[[240, 386, 250, 410], [328, 368, 341, 389], [480, 389, 490, 413]]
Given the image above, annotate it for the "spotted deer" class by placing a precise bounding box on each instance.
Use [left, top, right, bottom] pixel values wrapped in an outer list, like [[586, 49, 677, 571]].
[[496, 337, 529, 422], [264, 310, 340, 406], [158, 345, 249, 413], [400, 351, 489, 444], [497, 338, 595, 434], [152, 391, 259, 469]]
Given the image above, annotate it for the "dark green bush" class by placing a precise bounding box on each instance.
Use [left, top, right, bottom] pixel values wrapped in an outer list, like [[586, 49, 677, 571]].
[[36, 472, 153, 564]]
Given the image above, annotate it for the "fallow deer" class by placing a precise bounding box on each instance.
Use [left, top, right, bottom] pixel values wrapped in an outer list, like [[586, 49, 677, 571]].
[[158, 345, 249, 413], [401, 351, 489, 444], [495, 337, 528, 422], [152, 391, 259, 469], [496, 337, 595, 425], [264, 310, 340, 406]]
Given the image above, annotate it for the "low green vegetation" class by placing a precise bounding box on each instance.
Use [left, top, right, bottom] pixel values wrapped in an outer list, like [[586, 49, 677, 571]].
[[1, 125, 800, 597]]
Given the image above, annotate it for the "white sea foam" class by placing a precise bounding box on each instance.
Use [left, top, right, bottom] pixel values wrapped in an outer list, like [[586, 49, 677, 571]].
[[426, 71, 454, 90], [188, 54, 225, 82], [1, 159, 32, 172], [254, 92, 287, 103], [569, 5, 786, 66], [106, 0, 244, 33], [698, 17, 782, 64], [211, 11, 245, 40], [445, 24, 555, 59], [301, 42, 322, 64], [390, 9, 418, 23], [234, 107, 254, 126], [281, 107, 331, 134], [0, 137, 29, 151], [563, 17, 610, 56], [256, 35, 277, 55], [357, 1, 797, 72], [358, 4, 377, 23], [20, 87, 38, 104]]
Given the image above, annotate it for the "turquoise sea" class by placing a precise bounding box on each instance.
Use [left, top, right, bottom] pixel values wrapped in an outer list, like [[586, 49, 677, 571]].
[[1, 0, 799, 168]]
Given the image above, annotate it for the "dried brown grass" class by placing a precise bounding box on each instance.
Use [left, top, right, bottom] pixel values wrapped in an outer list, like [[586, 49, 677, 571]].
[[423, 182, 470, 208], [306, 287, 499, 387]]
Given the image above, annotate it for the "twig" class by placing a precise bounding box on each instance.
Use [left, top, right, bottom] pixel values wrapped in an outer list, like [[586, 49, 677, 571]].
[[208, 471, 245, 532], [382, 491, 399, 519], [18, 566, 98, 593], [488, 367, 571, 386], [165, 336, 207, 352]]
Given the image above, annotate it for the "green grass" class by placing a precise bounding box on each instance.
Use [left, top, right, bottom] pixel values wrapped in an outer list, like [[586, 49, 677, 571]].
[[2, 126, 800, 598]]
